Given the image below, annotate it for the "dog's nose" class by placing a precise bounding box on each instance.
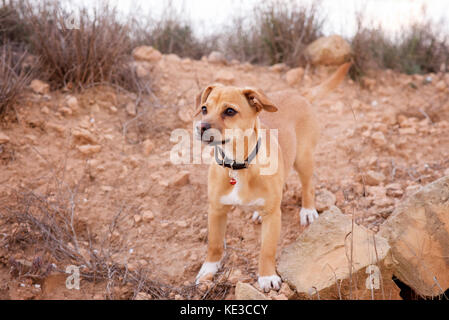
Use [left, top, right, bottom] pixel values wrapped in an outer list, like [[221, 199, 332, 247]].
[[200, 122, 211, 135]]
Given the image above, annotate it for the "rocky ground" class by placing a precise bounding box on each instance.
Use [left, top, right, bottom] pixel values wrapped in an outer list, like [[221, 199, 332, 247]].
[[0, 49, 448, 299]]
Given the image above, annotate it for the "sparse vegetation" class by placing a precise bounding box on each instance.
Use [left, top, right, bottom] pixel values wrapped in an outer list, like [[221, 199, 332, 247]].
[[222, 1, 324, 66], [0, 44, 34, 119], [22, 1, 132, 90], [0, 0, 29, 45], [130, 3, 218, 60], [350, 12, 449, 79]]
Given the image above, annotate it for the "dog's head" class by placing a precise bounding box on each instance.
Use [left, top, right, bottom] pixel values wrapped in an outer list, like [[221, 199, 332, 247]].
[[193, 84, 277, 145]]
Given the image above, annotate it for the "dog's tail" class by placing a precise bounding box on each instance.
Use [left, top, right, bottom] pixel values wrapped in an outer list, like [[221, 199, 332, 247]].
[[303, 62, 351, 102]]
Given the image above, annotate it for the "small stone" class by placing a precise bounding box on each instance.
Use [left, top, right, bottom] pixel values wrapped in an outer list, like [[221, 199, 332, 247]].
[[386, 183, 403, 197], [170, 171, 190, 187], [135, 292, 152, 300], [142, 139, 154, 156], [208, 51, 226, 64], [315, 189, 336, 212], [60, 107, 72, 116], [134, 215, 142, 224], [135, 62, 151, 78], [285, 67, 304, 86], [279, 282, 295, 299], [361, 77, 376, 90], [30, 79, 50, 94], [72, 128, 97, 144], [235, 282, 269, 300], [269, 63, 287, 72], [41, 106, 50, 114], [132, 46, 162, 63], [66, 96, 79, 111], [46, 122, 66, 134], [228, 269, 243, 284], [176, 220, 188, 228], [77, 144, 102, 155], [214, 70, 235, 84], [0, 132, 10, 144], [127, 155, 140, 168], [436, 80, 446, 91], [126, 102, 137, 116], [166, 54, 181, 63], [142, 210, 154, 222], [365, 170, 386, 186], [272, 294, 288, 300], [177, 108, 192, 123], [371, 131, 387, 146], [399, 127, 417, 135]]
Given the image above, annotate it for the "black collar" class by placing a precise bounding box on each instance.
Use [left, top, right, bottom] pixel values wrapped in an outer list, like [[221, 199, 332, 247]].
[[214, 137, 261, 170]]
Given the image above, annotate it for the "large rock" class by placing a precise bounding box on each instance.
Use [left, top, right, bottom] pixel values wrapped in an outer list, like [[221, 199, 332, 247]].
[[278, 208, 399, 299], [304, 35, 352, 66], [379, 175, 449, 297], [132, 46, 162, 63], [235, 282, 269, 300]]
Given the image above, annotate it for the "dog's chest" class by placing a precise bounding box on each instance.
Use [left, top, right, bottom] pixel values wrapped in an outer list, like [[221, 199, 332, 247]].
[[219, 174, 265, 207]]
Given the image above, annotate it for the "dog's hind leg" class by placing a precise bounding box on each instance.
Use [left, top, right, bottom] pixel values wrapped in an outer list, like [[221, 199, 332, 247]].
[[294, 148, 318, 226], [196, 203, 229, 284]]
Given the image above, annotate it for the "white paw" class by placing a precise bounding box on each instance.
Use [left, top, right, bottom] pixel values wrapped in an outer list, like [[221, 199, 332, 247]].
[[258, 275, 282, 292], [195, 261, 221, 284], [251, 211, 262, 224], [299, 208, 319, 226]]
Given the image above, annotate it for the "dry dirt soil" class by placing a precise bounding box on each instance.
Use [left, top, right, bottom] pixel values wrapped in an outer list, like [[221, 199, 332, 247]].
[[0, 55, 448, 299]]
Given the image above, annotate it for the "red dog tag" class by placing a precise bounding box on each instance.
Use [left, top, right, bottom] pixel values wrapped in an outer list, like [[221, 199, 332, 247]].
[[229, 178, 237, 185]]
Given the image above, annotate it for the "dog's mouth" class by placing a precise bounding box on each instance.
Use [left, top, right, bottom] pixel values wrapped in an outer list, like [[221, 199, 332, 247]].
[[195, 127, 229, 145], [197, 134, 230, 146]]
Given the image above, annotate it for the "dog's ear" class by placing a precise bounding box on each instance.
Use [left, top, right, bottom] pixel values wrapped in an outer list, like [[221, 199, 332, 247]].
[[242, 88, 278, 113], [193, 84, 220, 117]]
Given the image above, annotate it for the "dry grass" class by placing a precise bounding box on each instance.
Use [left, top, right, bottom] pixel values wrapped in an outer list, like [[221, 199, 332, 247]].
[[350, 11, 449, 79], [0, 0, 29, 45], [0, 43, 34, 119], [21, 1, 132, 90], [130, 3, 218, 60], [222, 0, 323, 66], [0, 168, 234, 300], [0, 186, 172, 299]]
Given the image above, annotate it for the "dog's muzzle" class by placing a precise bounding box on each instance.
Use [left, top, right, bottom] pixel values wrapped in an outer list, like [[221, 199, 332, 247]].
[[195, 122, 228, 145]]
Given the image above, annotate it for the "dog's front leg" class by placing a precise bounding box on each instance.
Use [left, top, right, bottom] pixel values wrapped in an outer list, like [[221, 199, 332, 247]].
[[258, 207, 282, 292], [196, 203, 229, 284]]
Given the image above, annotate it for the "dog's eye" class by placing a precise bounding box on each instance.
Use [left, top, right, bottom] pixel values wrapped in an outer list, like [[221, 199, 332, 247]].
[[224, 108, 237, 116], [201, 106, 207, 115]]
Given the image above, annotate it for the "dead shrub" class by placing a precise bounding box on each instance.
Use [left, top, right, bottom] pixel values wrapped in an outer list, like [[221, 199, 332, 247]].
[[0, 44, 34, 119], [0, 0, 29, 45], [131, 3, 218, 59], [23, 1, 132, 90], [0, 185, 173, 299], [222, 1, 324, 66], [351, 11, 449, 79]]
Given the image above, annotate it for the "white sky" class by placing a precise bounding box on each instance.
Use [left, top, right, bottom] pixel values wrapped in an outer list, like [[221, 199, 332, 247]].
[[75, 0, 449, 38]]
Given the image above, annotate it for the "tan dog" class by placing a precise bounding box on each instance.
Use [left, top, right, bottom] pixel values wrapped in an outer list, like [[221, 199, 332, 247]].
[[194, 63, 351, 292]]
